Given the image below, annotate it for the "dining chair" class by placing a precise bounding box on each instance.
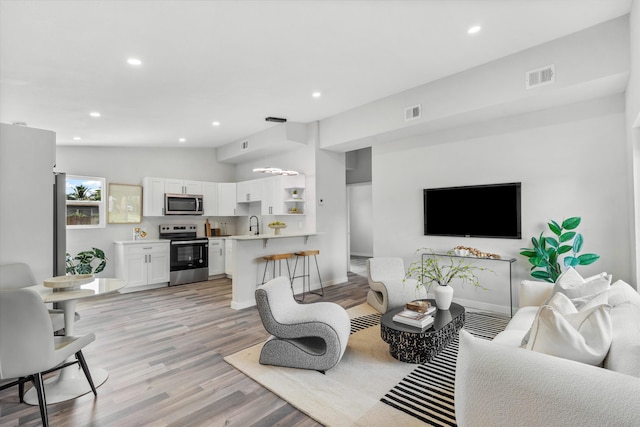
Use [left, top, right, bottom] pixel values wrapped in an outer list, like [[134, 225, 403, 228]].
[[0, 288, 97, 427], [0, 262, 81, 331]]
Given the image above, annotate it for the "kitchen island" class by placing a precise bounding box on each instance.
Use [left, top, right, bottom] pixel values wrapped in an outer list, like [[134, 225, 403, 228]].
[[226, 232, 321, 309]]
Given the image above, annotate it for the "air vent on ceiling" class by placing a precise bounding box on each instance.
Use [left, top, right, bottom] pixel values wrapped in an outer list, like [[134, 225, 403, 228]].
[[404, 104, 421, 122], [526, 64, 555, 89], [241, 141, 249, 150]]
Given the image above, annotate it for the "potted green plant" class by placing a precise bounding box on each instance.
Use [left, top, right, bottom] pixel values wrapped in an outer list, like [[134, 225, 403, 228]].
[[404, 248, 489, 309], [519, 216, 599, 283], [66, 247, 107, 275]]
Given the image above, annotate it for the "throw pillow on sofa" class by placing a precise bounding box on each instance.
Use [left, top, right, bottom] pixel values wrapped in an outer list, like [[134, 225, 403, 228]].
[[604, 302, 640, 377], [551, 267, 611, 304], [525, 298, 612, 366], [608, 280, 640, 308]]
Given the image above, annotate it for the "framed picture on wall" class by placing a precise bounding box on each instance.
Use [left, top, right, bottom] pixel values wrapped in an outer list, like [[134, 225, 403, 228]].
[[108, 183, 142, 224]]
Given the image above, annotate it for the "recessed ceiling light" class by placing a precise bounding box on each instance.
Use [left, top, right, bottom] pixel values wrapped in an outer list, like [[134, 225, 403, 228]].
[[127, 58, 142, 66], [73, 136, 81, 141], [178, 138, 186, 143], [212, 121, 220, 127], [467, 25, 482, 35], [89, 112, 101, 118], [312, 91, 322, 98]]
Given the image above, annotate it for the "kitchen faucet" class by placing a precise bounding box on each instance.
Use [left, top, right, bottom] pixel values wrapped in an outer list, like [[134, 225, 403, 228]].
[[249, 215, 259, 235]]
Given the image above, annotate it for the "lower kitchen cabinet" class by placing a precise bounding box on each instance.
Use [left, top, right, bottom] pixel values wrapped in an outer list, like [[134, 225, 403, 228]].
[[224, 238, 233, 277], [208, 238, 225, 276], [115, 241, 170, 290]]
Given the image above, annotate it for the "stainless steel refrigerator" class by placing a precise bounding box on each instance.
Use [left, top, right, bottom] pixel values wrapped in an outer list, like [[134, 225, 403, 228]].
[[53, 172, 67, 276]]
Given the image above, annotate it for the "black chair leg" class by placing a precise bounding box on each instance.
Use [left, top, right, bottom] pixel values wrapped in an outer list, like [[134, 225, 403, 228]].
[[76, 351, 97, 396], [31, 373, 49, 427], [19, 378, 24, 402]]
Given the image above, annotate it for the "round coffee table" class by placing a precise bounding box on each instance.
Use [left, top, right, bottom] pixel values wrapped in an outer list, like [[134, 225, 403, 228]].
[[380, 300, 465, 363]]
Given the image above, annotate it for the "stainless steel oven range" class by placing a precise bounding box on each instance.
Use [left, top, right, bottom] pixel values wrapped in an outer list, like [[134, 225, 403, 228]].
[[159, 224, 208, 286]]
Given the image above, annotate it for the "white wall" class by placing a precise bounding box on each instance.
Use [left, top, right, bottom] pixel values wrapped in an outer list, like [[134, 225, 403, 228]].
[[626, 0, 640, 286], [348, 183, 373, 257], [55, 146, 236, 277], [373, 94, 630, 313]]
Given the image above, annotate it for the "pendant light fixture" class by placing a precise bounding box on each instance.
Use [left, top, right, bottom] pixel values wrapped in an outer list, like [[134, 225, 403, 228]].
[[252, 117, 299, 176]]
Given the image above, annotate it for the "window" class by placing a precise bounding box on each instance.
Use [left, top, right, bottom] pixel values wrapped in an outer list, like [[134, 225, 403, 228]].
[[66, 175, 106, 228]]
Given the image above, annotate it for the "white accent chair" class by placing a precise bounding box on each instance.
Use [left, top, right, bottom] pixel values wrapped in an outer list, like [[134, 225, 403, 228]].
[[366, 257, 426, 314], [255, 276, 351, 373], [0, 288, 97, 427]]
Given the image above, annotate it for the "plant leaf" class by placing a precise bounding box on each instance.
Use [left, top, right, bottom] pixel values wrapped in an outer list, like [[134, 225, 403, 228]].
[[531, 270, 552, 281], [562, 217, 581, 230], [546, 237, 559, 248], [531, 256, 549, 267], [573, 233, 583, 253], [548, 221, 562, 236], [520, 250, 537, 258], [559, 231, 576, 242], [557, 245, 572, 254], [578, 253, 600, 265], [564, 256, 580, 268]]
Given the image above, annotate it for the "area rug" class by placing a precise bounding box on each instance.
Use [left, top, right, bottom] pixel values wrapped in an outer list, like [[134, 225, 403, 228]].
[[224, 304, 508, 427]]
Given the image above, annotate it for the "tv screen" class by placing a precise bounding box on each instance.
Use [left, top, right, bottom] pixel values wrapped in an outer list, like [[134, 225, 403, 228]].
[[424, 182, 521, 239]]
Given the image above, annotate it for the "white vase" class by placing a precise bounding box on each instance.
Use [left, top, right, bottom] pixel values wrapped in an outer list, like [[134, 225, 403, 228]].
[[434, 285, 454, 310]]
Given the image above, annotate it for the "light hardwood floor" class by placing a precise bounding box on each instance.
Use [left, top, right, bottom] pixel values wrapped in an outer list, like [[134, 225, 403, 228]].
[[0, 272, 370, 426]]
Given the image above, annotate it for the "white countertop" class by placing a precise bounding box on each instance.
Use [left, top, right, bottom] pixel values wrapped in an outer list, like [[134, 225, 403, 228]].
[[227, 232, 320, 240], [114, 239, 168, 244]]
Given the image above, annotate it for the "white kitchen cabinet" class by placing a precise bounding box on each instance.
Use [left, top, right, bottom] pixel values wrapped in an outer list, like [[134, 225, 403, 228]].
[[115, 241, 170, 290], [217, 182, 238, 216], [262, 175, 306, 215], [165, 179, 202, 195], [236, 178, 264, 203], [142, 177, 166, 216], [202, 181, 219, 216], [224, 238, 233, 277], [208, 238, 225, 276]]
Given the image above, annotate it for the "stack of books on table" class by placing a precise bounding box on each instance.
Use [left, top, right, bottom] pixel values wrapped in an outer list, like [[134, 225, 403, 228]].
[[393, 302, 436, 329]]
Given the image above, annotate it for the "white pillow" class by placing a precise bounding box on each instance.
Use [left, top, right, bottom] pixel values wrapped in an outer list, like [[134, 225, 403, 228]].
[[604, 302, 640, 377], [552, 267, 611, 300], [608, 280, 640, 308], [525, 301, 612, 366], [521, 291, 610, 346]]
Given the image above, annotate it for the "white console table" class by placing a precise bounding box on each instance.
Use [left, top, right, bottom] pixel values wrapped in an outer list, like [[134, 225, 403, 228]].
[[422, 252, 517, 316]]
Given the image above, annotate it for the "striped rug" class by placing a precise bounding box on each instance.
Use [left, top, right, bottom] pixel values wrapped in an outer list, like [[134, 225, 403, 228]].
[[380, 312, 510, 426]]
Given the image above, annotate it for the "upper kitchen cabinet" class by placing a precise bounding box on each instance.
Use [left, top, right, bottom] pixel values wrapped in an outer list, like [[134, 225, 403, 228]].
[[142, 177, 165, 216], [236, 178, 264, 203], [202, 182, 218, 216], [165, 179, 202, 195], [217, 182, 238, 216], [262, 175, 305, 215]]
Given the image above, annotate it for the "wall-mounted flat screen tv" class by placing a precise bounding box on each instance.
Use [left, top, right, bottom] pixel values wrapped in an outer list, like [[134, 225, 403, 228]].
[[424, 182, 521, 239]]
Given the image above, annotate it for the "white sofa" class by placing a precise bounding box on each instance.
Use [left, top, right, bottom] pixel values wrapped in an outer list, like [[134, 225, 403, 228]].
[[455, 278, 640, 426]]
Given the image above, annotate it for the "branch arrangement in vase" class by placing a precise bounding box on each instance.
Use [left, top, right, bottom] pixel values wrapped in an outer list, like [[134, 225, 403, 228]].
[[404, 248, 491, 294]]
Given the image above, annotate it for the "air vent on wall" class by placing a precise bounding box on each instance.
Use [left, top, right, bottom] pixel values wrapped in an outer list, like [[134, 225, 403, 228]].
[[404, 104, 421, 122], [526, 64, 555, 89]]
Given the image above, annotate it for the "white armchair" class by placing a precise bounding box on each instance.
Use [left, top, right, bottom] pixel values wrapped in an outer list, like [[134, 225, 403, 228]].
[[366, 257, 426, 314]]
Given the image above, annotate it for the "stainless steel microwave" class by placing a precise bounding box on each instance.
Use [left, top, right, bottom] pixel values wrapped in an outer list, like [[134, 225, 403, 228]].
[[164, 193, 204, 215]]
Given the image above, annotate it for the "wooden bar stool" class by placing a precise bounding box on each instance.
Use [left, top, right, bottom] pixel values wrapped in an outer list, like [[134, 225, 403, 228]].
[[261, 253, 293, 285], [291, 250, 323, 302]]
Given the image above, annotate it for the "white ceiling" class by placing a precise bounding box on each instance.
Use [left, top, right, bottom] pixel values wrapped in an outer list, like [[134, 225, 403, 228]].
[[0, 0, 632, 148]]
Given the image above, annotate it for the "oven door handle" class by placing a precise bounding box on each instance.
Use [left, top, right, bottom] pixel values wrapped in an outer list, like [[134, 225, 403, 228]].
[[171, 240, 207, 245]]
